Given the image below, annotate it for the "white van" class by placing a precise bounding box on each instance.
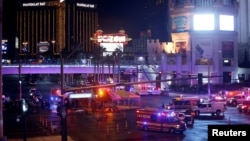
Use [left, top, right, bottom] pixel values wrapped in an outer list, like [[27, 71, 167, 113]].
[[133, 85, 161, 96], [193, 101, 225, 117]]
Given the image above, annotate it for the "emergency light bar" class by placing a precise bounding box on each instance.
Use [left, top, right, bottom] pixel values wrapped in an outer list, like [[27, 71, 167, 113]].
[[69, 93, 92, 99]]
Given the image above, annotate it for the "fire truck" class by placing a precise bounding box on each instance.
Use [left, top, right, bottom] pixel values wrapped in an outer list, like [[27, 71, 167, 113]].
[[136, 108, 187, 134]]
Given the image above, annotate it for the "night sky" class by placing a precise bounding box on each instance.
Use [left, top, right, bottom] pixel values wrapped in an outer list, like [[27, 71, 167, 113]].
[[97, 0, 147, 38], [2, 0, 169, 39]]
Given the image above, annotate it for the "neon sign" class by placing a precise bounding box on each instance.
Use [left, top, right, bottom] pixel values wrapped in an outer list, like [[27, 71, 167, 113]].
[[22, 2, 46, 7], [76, 3, 96, 8], [97, 36, 126, 43]]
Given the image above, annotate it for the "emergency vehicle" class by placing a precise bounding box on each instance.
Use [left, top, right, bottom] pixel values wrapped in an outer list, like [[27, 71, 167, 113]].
[[136, 108, 187, 134], [168, 95, 200, 110], [164, 96, 197, 126], [132, 84, 161, 96]]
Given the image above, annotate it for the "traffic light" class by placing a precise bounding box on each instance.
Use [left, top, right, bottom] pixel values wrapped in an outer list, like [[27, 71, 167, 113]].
[[173, 71, 177, 78], [156, 76, 161, 89], [87, 75, 94, 84], [198, 73, 203, 85], [158, 71, 162, 78], [51, 88, 61, 96], [132, 70, 136, 76], [120, 71, 124, 76], [223, 72, 232, 83]]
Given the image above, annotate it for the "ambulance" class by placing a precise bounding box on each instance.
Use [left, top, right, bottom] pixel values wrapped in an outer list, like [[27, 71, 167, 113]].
[[136, 108, 187, 134]]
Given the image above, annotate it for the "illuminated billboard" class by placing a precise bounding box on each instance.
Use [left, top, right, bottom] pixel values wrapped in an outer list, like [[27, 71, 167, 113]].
[[90, 30, 132, 56], [193, 14, 215, 30], [37, 41, 50, 53], [219, 15, 234, 31]]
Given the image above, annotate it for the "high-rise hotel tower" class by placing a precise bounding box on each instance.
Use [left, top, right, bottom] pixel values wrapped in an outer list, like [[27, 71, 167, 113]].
[[16, 0, 98, 58], [147, 0, 239, 85]]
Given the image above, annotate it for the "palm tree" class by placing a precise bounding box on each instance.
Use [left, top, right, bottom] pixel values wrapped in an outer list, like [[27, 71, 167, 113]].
[[113, 47, 123, 82], [105, 54, 113, 79], [92, 46, 106, 82]]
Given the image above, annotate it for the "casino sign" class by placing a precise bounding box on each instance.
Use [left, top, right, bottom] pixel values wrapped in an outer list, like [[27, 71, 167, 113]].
[[90, 29, 132, 45], [90, 29, 132, 56]]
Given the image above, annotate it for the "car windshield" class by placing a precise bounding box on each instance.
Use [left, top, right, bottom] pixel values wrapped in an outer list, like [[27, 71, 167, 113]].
[[197, 104, 206, 108]]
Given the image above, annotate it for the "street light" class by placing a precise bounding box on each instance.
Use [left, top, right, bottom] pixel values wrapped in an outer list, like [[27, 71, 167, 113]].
[[52, 40, 56, 54], [0, 1, 6, 140], [60, 54, 67, 141], [207, 58, 211, 97]]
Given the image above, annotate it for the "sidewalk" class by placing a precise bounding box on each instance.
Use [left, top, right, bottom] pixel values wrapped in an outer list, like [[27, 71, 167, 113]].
[[7, 136, 74, 141], [168, 92, 212, 98]]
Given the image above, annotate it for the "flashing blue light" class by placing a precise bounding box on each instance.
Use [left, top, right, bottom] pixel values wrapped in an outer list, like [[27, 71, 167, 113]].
[[157, 113, 161, 116], [50, 97, 54, 101], [143, 122, 147, 125]]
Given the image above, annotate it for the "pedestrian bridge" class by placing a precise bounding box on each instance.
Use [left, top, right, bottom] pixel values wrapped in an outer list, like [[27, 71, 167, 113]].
[[2, 64, 137, 74]]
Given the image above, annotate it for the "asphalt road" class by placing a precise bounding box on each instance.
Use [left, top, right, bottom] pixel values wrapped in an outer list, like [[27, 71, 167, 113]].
[[2, 75, 250, 141]]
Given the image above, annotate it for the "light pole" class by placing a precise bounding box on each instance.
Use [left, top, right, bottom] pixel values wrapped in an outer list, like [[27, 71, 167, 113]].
[[0, 0, 7, 140], [19, 59, 22, 100], [60, 54, 67, 141], [207, 58, 211, 97], [52, 40, 55, 54]]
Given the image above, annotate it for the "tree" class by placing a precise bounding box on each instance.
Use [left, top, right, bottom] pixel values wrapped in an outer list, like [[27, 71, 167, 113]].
[[113, 47, 123, 82], [92, 46, 106, 82], [105, 54, 113, 79]]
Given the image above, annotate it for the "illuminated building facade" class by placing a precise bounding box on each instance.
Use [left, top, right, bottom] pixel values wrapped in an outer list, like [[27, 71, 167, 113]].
[[123, 30, 152, 65], [16, 0, 98, 58], [147, 0, 239, 85]]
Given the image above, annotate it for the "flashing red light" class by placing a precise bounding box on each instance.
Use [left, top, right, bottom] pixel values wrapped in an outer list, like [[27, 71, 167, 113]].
[[52, 89, 61, 96]]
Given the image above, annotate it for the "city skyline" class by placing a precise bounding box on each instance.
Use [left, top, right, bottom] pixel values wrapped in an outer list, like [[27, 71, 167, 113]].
[[2, 0, 170, 59]]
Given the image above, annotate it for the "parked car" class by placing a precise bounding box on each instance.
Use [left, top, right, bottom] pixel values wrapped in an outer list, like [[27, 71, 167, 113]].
[[227, 94, 246, 106], [237, 100, 250, 113]]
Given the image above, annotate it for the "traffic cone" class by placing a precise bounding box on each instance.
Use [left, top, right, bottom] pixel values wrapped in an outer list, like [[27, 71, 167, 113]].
[[116, 123, 119, 133], [125, 120, 128, 130], [228, 117, 231, 125], [50, 121, 54, 134], [106, 126, 110, 137], [45, 118, 48, 128]]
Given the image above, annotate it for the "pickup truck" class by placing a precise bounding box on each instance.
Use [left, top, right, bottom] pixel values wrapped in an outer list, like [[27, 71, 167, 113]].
[[227, 94, 246, 106], [193, 102, 225, 117]]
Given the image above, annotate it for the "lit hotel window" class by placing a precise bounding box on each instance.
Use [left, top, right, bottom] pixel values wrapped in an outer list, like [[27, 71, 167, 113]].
[[193, 14, 214, 30], [219, 15, 234, 31], [223, 59, 231, 66]]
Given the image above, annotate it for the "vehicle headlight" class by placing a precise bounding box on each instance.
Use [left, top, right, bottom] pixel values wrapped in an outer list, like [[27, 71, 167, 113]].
[[176, 125, 180, 128]]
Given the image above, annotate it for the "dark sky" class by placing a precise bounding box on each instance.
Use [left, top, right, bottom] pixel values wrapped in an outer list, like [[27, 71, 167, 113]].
[[97, 0, 147, 38]]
